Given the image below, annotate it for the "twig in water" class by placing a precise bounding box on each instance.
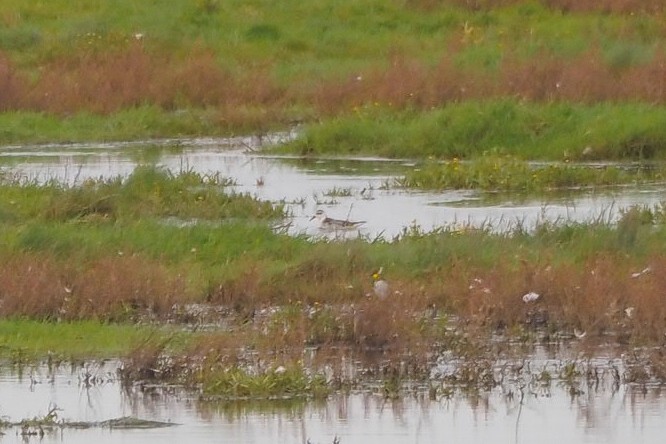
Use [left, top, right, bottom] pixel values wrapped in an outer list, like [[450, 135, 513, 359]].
[[345, 203, 354, 221], [514, 384, 525, 444]]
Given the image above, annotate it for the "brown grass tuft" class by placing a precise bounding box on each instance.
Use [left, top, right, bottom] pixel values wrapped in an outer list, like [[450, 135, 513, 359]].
[[24, 43, 152, 113], [2, 42, 666, 118], [0, 253, 190, 320], [13, 43, 283, 115], [0, 254, 67, 318], [70, 255, 188, 320], [422, 254, 666, 342], [0, 51, 25, 111], [307, 47, 666, 114]]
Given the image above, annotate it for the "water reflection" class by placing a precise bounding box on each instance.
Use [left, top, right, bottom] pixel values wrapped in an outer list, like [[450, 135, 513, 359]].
[[2, 138, 666, 442], [2, 137, 666, 239], [0, 359, 665, 444]]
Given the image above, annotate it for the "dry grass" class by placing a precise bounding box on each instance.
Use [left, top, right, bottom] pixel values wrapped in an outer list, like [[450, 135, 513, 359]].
[[0, 255, 65, 319], [433, 254, 666, 342], [8, 247, 666, 391], [0, 43, 284, 116], [313, 48, 666, 111], [0, 253, 191, 320], [3, 247, 666, 346], [502, 48, 666, 104], [119, 336, 174, 382], [0, 52, 24, 112], [1, 44, 666, 118]]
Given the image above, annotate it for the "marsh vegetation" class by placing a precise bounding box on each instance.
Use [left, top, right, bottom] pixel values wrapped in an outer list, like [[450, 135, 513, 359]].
[[0, 0, 665, 144], [2, 0, 666, 402], [1, 166, 666, 397]]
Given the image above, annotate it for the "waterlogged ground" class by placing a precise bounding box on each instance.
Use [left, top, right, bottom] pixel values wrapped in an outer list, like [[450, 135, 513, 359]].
[[1, 348, 665, 444], [1, 135, 666, 239], [4, 135, 666, 443]]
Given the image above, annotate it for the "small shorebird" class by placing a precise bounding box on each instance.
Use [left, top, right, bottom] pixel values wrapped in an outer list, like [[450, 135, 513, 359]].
[[372, 267, 390, 299], [309, 210, 365, 230]]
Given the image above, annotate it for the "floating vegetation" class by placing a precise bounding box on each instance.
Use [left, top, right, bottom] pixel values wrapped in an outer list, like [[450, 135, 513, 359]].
[[399, 155, 666, 192], [323, 186, 353, 197], [0, 405, 176, 438], [94, 417, 176, 429], [200, 365, 331, 400], [312, 193, 339, 205]]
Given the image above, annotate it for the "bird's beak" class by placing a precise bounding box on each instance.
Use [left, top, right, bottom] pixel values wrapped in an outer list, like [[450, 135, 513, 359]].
[[309, 215, 316, 221]]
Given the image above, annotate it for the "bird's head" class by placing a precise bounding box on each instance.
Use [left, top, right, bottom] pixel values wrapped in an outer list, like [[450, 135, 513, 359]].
[[372, 267, 384, 281], [309, 209, 325, 221]]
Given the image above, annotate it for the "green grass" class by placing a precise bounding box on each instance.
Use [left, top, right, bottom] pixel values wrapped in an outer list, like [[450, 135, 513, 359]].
[[200, 365, 330, 399], [4, 220, 307, 284], [0, 319, 180, 360], [2, 168, 665, 286], [2, 176, 666, 369], [2, 166, 665, 268], [399, 154, 666, 191], [4, 0, 666, 386], [280, 100, 666, 161], [2, 0, 663, 73], [0, 165, 283, 222], [0, 1, 664, 150], [0, 108, 229, 144]]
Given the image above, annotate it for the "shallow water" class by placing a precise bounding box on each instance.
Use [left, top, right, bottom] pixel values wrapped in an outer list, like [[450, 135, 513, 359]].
[[2, 136, 666, 441], [1, 356, 664, 444], [1, 135, 665, 239]]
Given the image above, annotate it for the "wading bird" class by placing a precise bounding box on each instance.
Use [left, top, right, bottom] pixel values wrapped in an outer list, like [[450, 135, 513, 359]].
[[309, 210, 365, 230]]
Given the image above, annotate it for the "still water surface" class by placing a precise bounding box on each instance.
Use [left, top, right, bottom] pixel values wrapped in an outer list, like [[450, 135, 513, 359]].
[[2, 136, 666, 442], [0, 357, 664, 444], [1, 135, 665, 239]]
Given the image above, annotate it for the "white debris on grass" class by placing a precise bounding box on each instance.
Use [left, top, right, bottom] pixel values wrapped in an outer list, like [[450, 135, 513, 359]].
[[522, 292, 540, 303], [631, 267, 651, 278]]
